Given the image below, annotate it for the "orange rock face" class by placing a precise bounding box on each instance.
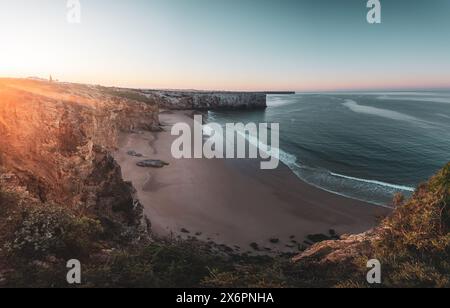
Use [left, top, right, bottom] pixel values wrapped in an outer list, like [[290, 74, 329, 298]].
[[0, 78, 159, 229]]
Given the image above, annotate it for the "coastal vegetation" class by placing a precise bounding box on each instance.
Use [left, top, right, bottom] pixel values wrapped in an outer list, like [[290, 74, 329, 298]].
[[0, 79, 448, 288], [1, 163, 448, 287]]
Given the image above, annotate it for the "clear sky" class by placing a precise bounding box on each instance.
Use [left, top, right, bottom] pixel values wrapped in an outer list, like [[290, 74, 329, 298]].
[[1, 0, 450, 91]]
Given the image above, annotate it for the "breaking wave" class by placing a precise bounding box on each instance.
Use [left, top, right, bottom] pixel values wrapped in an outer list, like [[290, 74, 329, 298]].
[[342, 99, 421, 123]]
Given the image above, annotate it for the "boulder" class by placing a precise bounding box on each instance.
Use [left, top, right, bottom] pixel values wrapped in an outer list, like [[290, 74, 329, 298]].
[[127, 150, 143, 157], [136, 160, 169, 168]]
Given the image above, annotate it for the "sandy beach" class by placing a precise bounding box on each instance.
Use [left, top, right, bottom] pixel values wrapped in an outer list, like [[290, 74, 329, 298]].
[[114, 111, 390, 254]]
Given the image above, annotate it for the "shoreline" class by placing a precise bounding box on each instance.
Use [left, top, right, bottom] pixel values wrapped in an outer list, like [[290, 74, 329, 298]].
[[113, 111, 390, 255]]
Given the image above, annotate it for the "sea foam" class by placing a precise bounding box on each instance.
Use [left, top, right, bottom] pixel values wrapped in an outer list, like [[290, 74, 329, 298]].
[[377, 95, 450, 104], [342, 99, 421, 123], [236, 128, 414, 205], [329, 172, 415, 192]]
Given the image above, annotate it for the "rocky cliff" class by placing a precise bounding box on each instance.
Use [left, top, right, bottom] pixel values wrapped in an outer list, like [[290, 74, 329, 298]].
[[141, 90, 267, 110], [0, 79, 160, 235], [292, 163, 450, 287], [2, 78, 447, 288]]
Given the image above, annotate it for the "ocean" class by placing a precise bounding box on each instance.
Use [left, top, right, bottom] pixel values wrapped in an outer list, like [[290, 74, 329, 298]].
[[208, 92, 450, 206]]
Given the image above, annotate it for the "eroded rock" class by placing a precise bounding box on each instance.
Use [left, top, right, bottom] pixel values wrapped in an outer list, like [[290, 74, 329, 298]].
[[0, 78, 159, 239], [142, 90, 268, 110], [127, 150, 143, 157], [292, 229, 381, 264], [136, 159, 169, 168]]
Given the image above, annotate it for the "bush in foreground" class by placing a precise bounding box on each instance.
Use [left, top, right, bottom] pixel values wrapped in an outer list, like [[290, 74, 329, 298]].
[[335, 163, 450, 288], [1, 163, 449, 288], [4, 204, 103, 261], [373, 163, 450, 287]]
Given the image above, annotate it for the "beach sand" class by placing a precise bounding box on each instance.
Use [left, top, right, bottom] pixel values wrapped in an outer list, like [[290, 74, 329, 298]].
[[113, 111, 390, 254]]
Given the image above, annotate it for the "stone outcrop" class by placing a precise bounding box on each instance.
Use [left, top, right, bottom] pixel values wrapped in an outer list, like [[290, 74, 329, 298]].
[[136, 160, 169, 168], [0, 78, 159, 235], [142, 90, 267, 110], [292, 229, 382, 265], [292, 163, 449, 288]]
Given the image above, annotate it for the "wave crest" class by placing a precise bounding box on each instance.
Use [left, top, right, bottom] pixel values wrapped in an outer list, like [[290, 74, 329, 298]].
[[342, 99, 420, 123]]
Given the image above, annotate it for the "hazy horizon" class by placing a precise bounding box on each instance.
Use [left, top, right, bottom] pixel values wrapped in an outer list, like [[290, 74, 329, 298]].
[[1, 0, 450, 91], [4, 76, 450, 93]]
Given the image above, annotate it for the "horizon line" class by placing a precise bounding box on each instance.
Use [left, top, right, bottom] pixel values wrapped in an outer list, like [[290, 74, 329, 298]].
[[4, 76, 450, 93]]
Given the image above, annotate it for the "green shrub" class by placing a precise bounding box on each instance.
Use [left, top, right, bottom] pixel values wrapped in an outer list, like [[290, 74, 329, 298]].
[[83, 251, 158, 288], [371, 162, 450, 288], [4, 204, 103, 261], [99, 87, 153, 104], [2, 163, 449, 288], [83, 240, 231, 288], [0, 186, 20, 216], [202, 259, 288, 288], [291, 162, 450, 288]]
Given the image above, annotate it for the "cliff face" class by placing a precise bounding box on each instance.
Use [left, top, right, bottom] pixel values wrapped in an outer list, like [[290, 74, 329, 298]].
[[142, 90, 267, 110], [0, 79, 159, 232], [293, 163, 450, 287]]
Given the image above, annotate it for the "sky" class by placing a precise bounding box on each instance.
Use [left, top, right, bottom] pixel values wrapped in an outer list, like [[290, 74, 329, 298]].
[[1, 0, 450, 91]]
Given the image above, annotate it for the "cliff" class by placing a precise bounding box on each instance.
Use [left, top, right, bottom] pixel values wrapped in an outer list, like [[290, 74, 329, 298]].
[[1, 78, 447, 288], [292, 163, 450, 287], [0, 78, 159, 235], [141, 90, 267, 110]]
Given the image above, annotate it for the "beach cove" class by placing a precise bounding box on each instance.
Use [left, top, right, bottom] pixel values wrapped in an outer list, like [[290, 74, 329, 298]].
[[113, 110, 389, 255]]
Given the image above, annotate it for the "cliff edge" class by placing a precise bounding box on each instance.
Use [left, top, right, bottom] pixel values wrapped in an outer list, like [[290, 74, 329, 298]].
[[292, 163, 449, 287], [142, 90, 267, 110], [0, 79, 160, 237]]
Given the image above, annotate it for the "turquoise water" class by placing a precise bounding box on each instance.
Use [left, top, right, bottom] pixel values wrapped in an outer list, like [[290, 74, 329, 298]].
[[208, 92, 450, 206]]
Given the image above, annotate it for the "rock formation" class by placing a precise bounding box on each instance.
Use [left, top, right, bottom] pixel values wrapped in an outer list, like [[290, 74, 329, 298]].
[[0, 78, 160, 235], [292, 229, 382, 265], [142, 90, 267, 110], [292, 163, 449, 287]]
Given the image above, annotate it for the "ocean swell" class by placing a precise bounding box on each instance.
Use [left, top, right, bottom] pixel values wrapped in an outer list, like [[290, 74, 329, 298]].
[[260, 142, 414, 206], [377, 95, 450, 104], [342, 99, 421, 123]]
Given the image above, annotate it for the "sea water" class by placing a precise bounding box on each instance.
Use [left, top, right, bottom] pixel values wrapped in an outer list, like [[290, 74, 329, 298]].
[[208, 92, 450, 206]]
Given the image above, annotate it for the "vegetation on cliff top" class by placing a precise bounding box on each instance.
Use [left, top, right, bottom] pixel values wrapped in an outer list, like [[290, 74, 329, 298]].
[[370, 162, 450, 287], [0, 163, 449, 288], [293, 163, 449, 288]]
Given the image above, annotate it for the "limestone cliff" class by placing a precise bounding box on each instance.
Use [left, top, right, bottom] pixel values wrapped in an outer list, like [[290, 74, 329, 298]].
[[142, 90, 267, 110], [0, 79, 159, 235]]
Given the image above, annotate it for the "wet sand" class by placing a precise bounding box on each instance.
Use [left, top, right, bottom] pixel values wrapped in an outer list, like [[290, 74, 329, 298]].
[[114, 111, 390, 254]]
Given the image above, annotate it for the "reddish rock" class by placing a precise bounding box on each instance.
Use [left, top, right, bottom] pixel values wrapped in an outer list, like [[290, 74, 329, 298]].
[[0, 78, 160, 235]]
